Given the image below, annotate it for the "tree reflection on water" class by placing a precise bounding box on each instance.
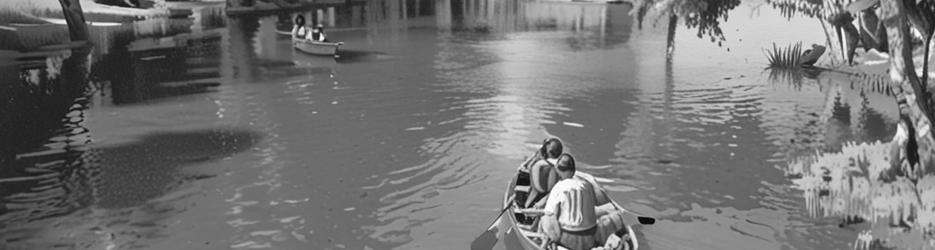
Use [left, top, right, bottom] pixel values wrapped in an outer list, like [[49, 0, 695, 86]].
[[786, 134, 935, 248]]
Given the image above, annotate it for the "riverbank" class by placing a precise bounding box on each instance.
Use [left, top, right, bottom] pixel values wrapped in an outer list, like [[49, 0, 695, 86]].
[[0, 0, 171, 23], [0, 0, 220, 51]]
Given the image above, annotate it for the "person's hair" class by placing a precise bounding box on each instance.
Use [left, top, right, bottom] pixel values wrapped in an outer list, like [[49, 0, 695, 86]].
[[540, 138, 563, 159], [295, 15, 306, 26], [555, 153, 575, 173]]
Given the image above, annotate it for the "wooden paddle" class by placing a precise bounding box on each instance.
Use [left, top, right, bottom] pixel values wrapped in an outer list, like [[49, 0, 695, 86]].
[[516, 208, 656, 225], [470, 195, 514, 250], [471, 150, 541, 250], [622, 209, 656, 225]]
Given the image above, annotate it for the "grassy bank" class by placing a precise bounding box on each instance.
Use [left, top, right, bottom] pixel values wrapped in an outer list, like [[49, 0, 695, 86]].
[[0, 0, 170, 25], [0, 0, 172, 51]]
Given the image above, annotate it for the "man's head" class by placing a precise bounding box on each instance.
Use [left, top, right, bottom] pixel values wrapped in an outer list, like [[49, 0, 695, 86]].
[[540, 138, 563, 159], [555, 153, 575, 179]]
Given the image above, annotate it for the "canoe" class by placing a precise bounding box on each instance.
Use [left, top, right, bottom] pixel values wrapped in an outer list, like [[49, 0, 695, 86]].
[[292, 50, 338, 68], [275, 29, 292, 36], [504, 160, 639, 250], [293, 38, 343, 56]]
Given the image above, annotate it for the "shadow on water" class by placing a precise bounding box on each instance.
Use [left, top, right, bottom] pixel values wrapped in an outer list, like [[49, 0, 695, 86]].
[[335, 49, 397, 63], [93, 129, 261, 208], [0, 128, 261, 249]]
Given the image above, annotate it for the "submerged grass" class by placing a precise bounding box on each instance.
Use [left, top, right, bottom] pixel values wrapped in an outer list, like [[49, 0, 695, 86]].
[[765, 42, 804, 68]]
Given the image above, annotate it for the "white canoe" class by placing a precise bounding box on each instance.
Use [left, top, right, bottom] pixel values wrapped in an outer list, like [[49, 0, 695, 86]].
[[293, 38, 343, 56]]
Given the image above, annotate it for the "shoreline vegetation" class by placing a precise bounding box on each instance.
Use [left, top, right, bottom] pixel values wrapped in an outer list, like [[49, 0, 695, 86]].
[[0, 0, 172, 25], [757, 0, 935, 248], [0, 0, 213, 52], [625, 0, 935, 248]]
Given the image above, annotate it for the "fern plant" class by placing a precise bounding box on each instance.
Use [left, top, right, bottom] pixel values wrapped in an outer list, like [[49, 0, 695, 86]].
[[765, 42, 804, 68]]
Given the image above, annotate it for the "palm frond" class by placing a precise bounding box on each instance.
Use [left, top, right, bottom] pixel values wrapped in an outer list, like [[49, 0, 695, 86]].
[[765, 42, 804, 68]]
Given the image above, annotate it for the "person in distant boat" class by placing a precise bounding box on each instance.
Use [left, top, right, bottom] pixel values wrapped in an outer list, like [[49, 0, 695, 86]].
[[537, 154, 632, 250], [524, 137, 563, 209], [308, 23, 328, 42], [292, 15, 309, 40]]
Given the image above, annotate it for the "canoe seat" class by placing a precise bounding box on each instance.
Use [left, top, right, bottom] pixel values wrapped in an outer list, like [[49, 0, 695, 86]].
[[513, 185, 530, 193], [515, 222, 534, 231], [525, 232, 546, 240]]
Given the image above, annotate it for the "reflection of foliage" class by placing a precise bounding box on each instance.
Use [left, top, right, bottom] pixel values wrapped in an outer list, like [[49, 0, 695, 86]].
[[766, 67, 821, 89], [787, 136, 935, 249], [632, 0, 742, 43], [768, 68, 805, 88], [856, 91, 896, 142]]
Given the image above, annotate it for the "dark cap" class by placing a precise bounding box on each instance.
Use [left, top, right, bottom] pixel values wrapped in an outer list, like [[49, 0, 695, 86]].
[[555, 153, 575, 172]]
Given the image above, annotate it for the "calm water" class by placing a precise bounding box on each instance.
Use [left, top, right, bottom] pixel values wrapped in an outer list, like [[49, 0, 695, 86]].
[[0, 0, 903, 249]]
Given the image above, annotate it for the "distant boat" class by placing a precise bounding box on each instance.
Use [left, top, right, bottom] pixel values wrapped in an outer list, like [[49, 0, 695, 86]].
[[293, 38, 343, 56]]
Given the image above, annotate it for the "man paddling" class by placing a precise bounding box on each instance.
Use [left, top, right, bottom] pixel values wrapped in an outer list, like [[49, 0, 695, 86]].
[[536, 154, 633, 250], [309, 23, 328, 42]]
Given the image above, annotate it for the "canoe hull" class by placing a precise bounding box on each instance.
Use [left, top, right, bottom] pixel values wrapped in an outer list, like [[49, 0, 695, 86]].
[[275, 29, 292, 36], [293, 38, 342, 56], [503, 164, 639, 250]]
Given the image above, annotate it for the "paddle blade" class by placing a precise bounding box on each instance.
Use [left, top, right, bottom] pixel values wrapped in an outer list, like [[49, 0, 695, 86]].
[[471, 215, 505, 250], [637, 216, 656, 225], [470, 228, 499, 250], [621, 210, 656, 225]]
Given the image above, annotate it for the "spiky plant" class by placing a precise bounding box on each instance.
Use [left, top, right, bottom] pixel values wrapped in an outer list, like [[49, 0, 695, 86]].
[[765, 42, 804, 68]]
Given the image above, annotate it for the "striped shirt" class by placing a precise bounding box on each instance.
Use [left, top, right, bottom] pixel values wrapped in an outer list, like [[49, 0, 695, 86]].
[[544, 175, 598, 232]]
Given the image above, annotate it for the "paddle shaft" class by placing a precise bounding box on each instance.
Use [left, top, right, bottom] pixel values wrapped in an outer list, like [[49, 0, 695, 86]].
[[470, 151, 538, 250], [611, 199, 656, 225], [470, 194, 515, 250], [476, 150, 540, 236], [487, 195, 516, 229]]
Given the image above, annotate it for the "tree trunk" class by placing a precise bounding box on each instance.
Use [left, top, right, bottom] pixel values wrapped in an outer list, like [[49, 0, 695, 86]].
[[58, 0, 89, 42], [665, 13, 677, 58], [880, 0, 935, 178]]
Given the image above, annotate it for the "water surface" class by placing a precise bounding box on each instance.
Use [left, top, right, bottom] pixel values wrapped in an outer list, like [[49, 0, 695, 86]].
[[0, 0, 900, 249]]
